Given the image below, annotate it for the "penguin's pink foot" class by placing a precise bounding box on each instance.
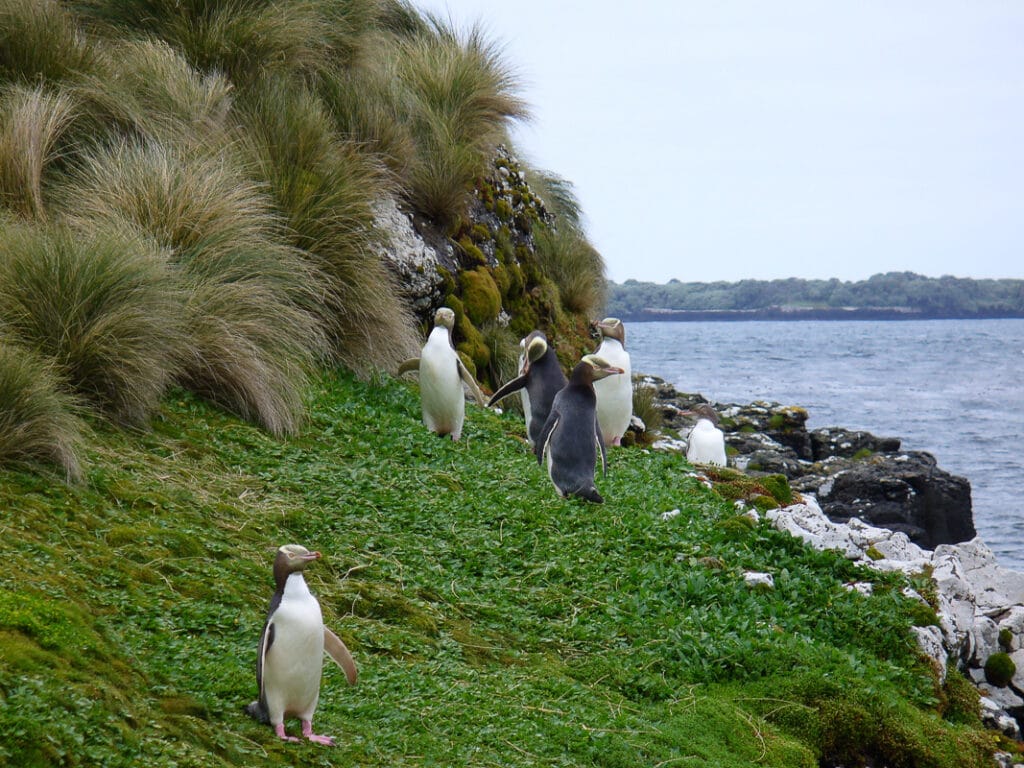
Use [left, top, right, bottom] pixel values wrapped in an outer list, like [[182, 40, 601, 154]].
[[612, 436, 622, 446], [302, 720, 335, 746], [274, 723, 300, 743]]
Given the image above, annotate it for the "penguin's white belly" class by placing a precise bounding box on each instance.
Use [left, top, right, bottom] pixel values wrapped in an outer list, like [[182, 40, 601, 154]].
[[687, 421, 727, 466], [419, 335, 464, 436], [517, 350, 532, 440], [593, 341, 631, 444], [265, 596, 325, 721]]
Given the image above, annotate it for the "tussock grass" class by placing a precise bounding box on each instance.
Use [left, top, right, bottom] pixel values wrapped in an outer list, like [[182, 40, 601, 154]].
[[0, 222, 184, 426], [75, 38, 234, 148], [0, 84, 78, 220], [60, 138, 325, 434], [0, 0, 96, 84], [533, 223, 607, 317], [317, 57, 417, 179], [0, 339, 85, 481], [74, 0, 332, 85], [631, 378, 663, 434], [528, 171, 607, 318], [385, 18, 528, 224], [238, 78, 419, 372], [478, 318, 520, 394]]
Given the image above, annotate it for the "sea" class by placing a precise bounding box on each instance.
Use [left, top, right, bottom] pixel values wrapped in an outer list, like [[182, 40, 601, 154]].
[[627, 318, 1024, 571]]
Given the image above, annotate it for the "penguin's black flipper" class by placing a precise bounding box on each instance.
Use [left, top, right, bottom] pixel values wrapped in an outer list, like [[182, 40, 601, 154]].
[[535, 412, 560, 465], [595, 418, 608, 476], [324, 628, 358, 685], [488, 374, 528, 407], [251, 620, 274, 716]]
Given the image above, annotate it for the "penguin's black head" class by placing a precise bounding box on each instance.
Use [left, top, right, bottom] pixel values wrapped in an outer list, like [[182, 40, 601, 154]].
[[273, 544, 321, 585], [523, 331, 549, 371]]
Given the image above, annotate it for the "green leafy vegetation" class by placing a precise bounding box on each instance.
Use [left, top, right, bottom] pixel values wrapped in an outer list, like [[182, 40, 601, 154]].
[[0, 372, 1001, 766]]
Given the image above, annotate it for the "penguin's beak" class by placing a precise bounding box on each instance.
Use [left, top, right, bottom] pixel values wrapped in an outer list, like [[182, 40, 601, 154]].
[[591, 364, 624, 381], [302, 551, 322, 562]]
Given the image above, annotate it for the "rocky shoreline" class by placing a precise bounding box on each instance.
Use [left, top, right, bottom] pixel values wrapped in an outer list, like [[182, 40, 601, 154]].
[[639, 373, 1024, 747], [640, 373, 976, 550]]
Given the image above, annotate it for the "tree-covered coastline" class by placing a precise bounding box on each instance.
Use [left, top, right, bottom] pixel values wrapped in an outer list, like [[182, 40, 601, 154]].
[[607, 272, 1024, 320]]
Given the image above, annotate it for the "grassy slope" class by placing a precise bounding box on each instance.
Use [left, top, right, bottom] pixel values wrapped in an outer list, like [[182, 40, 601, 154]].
[[0, 372, 996, 767]]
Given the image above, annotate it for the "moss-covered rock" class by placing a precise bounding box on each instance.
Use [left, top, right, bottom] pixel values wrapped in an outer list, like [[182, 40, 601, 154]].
[[984, 652, 1016, 687], [461, 268, 501, 325]]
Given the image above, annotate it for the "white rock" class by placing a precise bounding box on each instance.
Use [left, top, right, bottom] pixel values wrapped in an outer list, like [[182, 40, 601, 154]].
[[999, 607, 1024, 645], [911, 625, 947, 681], [846, 581, 874, 597], [969, 617, 1001, 668], [744, 571, 774, 589], [661, 509, 681, 521]]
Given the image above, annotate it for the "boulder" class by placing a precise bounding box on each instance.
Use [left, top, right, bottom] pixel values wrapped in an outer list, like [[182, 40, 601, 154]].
[[804, 452, 975, 549], [809, 427, 901, 460]]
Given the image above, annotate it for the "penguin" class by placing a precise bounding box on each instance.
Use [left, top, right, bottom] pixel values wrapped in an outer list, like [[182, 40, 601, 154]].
[[591, 318, 632, 446], [398, 307, 486, 440], [684, 403, 727, 467], [534, 354, 624, 503], [488, 330, 567, 447], [246, 544, 358, 745]]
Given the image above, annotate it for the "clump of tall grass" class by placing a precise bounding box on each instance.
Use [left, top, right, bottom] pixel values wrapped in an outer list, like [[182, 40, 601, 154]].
[[317, 57, 417, 180], [0, 84, 78, 220], [632, 379, 664, 435], [333, 17, 527, 226], [0, 0, 96, 84], [529, 171, 608, 318], [477, 319, 520, 394], [74, 38, 233, 149], [0, 222, 184, 426], [72, 0, 368, 86], [0, 337, 86, 482], [237, 78, 419, 373], [399, 20, 528, 225], [533, 224, 607, 317], [59, 138, 325, 435]]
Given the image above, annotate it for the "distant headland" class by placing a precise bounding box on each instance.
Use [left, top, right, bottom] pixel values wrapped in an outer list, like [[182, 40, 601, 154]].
[[607, 271, 1024, 321]]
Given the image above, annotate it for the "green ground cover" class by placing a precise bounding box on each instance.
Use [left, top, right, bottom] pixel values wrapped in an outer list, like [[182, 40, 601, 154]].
[[0, 372, 999, 766]]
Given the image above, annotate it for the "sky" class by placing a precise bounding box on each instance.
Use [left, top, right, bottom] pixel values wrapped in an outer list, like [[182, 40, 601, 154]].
[[413, 1, 1024, 284]]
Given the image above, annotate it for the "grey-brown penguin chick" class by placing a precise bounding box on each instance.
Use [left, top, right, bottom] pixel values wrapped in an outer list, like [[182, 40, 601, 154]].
[[534, 355, 624, 502], [246, 545, 357, 745], [488, 330, 567, 447]]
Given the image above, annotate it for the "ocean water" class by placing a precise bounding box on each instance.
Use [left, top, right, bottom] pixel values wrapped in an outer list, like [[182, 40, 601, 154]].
[[627, 319, 1024, 570]]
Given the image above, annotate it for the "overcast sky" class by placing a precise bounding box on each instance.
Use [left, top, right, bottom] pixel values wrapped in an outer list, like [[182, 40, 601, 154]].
[[414, 1, 1024, 284]]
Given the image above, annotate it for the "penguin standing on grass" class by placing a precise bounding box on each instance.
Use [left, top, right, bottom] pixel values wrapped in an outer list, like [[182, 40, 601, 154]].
[[246, 545, 358, 746], [535, 355, 624, 503], [398, 307, 486, 440], [488, 330, 567, 447], [591, 318, 632, 446]]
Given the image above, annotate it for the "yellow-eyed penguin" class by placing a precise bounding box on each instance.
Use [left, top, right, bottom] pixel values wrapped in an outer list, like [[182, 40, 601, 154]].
[[488, 330, 567, 447], [246, 545, 358, 745], [684, 404, 727, 467], [398, 307, 486, 440], [592, 318, 632, 446], [535, 355, 624, 503]]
